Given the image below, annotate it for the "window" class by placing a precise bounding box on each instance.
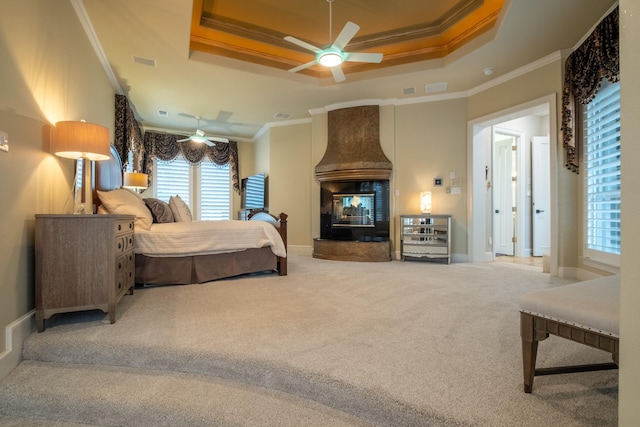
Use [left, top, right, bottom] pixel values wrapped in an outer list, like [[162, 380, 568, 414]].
[[155, 155, 231, 220], [583, 78, 621, 266]]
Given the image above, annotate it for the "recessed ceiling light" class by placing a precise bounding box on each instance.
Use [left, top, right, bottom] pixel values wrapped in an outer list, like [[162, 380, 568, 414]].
[[483, 67, 494, 76]]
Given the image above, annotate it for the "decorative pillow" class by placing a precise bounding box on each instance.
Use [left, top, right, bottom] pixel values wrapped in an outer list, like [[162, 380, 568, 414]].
[[169, 195, 192, 222], [97, 188, 153, 230], [144, 198, 174, 223], [248, 211, 279, 229]]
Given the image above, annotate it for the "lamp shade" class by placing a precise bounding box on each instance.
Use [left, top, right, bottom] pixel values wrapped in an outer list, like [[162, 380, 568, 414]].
[[53, 121, 110, 161], [123, 172, 148, 190], [420, 191, 432, 214]]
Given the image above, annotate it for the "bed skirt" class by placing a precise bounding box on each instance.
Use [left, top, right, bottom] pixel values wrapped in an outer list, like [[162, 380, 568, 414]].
[[135, 247, 278, 285]]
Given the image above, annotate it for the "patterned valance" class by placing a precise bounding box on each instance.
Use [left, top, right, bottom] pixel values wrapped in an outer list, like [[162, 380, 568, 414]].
[[114, 94, 144, 172], [142, 131, 240, 194], [561, 7, 619, 173]]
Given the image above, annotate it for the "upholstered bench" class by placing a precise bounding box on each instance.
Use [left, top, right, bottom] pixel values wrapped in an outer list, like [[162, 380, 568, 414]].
[[519, 275, 619, 393]]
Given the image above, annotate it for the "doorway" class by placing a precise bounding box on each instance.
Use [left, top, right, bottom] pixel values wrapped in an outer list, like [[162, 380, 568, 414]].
[[467, 94, 557, 275]]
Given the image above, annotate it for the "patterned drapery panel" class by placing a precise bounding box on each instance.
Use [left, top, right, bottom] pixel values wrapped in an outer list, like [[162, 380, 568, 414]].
[[561, 7, 619, 173], [114, 94, 144, 172], [142, 131, 240, 194]]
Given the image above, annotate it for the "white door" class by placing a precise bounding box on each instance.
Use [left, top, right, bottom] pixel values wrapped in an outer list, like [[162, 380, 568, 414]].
[[493, 135, 514, 256], [532, 136, 551, 257]]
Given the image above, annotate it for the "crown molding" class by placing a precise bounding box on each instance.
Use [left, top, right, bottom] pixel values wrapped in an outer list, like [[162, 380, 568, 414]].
[[70, 0, 123, 95]]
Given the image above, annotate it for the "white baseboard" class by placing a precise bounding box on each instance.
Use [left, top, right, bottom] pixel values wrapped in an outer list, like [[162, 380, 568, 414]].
[[0, 310, 34, 381]]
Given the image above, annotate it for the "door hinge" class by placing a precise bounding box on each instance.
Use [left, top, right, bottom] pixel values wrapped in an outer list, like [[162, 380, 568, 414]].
[[512, 237, 517, 243]]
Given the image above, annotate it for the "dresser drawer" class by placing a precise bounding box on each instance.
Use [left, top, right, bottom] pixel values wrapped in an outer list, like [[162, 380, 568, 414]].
[[115, 234, 134, 255], [115, 251, 134, 298], [114, 219, 134, 236]]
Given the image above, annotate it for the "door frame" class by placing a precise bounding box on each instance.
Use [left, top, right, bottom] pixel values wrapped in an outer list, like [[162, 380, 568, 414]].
[[466, 94, 558, 275]]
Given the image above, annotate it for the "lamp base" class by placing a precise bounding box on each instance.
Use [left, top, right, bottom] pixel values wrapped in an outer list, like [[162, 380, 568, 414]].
[[74, 156, 94, 214]]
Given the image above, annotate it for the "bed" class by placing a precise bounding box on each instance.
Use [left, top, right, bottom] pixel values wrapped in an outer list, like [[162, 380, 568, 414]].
[[93, 145, 287, 285]]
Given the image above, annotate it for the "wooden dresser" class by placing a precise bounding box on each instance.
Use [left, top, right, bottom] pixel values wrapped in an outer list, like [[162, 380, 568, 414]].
[[35, 214, 135, 332]]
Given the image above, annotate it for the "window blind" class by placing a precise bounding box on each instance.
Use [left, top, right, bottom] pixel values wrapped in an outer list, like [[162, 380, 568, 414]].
[[584, 79, 621, 257], [156, 158, 190, 207], [200, 162, 230, 220], [155, 156, 230, 220]]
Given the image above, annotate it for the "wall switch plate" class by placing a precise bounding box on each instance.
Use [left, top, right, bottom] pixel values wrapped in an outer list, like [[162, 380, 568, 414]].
[[450, 186, 462, 194], [0, 131, 8, 152]]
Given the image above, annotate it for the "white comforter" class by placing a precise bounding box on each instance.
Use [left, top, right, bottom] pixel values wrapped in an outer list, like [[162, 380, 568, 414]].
[[134, 220, 286, 258]]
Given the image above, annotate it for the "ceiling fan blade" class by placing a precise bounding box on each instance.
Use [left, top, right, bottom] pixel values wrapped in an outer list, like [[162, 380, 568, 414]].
[[345, 52, 383, 63], [331, 66, 345, 83], [177, 137, 189, 142], [288, 60, 317, 73], [331, 21, 359, 51], [284, 36, 321, 53], [203, 139, 215, 147], [208, 136, 229, 143]]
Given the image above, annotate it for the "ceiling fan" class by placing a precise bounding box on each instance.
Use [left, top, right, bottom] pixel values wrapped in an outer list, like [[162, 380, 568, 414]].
[[177, 114, 229, 146], [284, 0, 383, 83]]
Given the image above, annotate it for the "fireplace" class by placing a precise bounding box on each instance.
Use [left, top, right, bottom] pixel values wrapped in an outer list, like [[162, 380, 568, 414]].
[[313, 105, 392, 262], [320, 180, 390, 241]]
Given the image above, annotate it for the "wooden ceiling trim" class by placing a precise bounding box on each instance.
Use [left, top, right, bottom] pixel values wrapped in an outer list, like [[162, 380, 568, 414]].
[[189, 0, 506, 79]]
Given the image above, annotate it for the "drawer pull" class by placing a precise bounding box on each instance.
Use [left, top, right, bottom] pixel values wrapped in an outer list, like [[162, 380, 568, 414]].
[[118, 224, 122, 231]]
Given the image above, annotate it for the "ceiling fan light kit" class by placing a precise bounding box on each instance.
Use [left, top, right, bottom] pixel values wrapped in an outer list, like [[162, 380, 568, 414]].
[[176, 116, 229, 146], [284, 0, 383, 82], [318, 50, 344, 67]]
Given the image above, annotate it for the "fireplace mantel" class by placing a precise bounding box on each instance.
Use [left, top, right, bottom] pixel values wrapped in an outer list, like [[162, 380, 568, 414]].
[[315, 168, 392, 182]]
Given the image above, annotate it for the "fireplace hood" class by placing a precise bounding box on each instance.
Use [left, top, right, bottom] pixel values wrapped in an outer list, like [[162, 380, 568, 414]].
[[315, 105, 392, 181]]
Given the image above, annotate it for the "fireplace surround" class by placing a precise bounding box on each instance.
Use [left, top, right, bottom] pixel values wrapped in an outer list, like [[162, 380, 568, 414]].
[[313, 105, 392, 262]]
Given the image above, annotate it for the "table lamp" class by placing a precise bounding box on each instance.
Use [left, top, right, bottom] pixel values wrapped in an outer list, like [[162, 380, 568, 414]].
[[420, 191, 432, 214], [53, 121, 110, 214], [123, 172, 148, 193]]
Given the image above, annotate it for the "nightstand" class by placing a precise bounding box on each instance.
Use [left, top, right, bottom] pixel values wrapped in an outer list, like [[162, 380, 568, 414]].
[[400, 214, 452, 264], [34, 214, 135, 332]]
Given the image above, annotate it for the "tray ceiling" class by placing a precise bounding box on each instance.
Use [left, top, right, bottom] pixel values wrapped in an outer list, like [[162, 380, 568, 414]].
[[190, 0, 506, 79]]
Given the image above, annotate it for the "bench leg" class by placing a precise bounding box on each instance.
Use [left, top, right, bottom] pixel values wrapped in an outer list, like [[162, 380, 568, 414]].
[[520, 312, 538, 393]]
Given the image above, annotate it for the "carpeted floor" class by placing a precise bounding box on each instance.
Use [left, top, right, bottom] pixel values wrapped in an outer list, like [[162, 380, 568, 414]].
[[0, 253, 618, 426]]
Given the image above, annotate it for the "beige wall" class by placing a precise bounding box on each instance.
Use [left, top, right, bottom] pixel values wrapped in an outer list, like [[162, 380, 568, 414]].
[[267, 123, 312, 247], [619, 0, 640, 423], [394, 99, 468, 257], [0, 0, 115, 357]]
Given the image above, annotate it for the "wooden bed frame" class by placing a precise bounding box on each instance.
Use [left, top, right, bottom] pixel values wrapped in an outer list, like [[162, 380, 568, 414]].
[[94, 145, 287, 285]]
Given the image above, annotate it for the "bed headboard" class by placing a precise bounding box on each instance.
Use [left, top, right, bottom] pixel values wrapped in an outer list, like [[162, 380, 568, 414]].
[[93, 144, 123, 207]]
